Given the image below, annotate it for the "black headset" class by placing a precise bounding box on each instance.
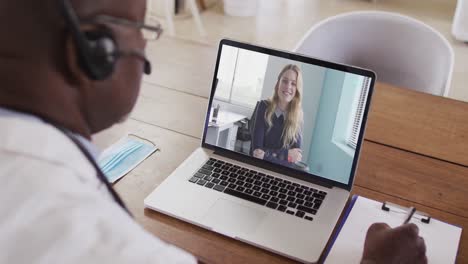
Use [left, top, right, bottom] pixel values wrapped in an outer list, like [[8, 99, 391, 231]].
[[56, 0, 135, 216], [59, 0, 151, 81]]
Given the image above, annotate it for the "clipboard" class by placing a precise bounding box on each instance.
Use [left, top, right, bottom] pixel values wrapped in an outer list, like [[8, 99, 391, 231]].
[[381, 201, 431, 224], [323, 195, 462, 264]]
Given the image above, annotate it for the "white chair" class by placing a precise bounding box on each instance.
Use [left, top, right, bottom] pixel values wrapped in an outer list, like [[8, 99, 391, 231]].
[[147, 0, 206, 37], [294, 11, 454, 96], [453, 0, 468, 42]]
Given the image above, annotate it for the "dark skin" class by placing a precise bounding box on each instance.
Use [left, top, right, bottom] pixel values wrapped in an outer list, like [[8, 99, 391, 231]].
[[0, 0, 146, 139], [0, 0, 426, 262], [362, 223, 427, 264]]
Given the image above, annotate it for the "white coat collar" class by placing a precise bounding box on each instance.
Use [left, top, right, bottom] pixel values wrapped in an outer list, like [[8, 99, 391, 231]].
[[0, 115, 97, 181], [0, 107, 100, 160]]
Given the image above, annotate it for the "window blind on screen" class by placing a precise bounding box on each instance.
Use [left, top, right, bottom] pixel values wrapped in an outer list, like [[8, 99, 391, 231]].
[[348, 77, 370, 149]]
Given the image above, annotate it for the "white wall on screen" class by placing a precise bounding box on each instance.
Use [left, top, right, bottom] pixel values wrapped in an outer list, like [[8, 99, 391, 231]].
[[215, 45, 269, 110], [211, 99, 253, 118], [216, 45, 238, 100], [300, 65, 326, 162]]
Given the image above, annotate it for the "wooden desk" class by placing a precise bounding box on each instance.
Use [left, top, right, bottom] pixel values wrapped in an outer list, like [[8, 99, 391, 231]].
[[96, 81, 468, 263], [366, 83, 468, 166], [95, 57, 467, 262]]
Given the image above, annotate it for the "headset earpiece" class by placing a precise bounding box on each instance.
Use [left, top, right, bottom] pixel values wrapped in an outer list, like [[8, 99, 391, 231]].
[[59, 0, 151, 80], [81, 29, 118, 80], [59, 0, 117, 81]]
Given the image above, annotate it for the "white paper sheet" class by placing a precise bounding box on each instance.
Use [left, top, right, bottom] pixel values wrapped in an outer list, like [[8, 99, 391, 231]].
[[325, 196, 462, 264]]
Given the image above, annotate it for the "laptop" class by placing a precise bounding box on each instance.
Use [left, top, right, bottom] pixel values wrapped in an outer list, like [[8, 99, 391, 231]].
[[144, 39, 376, 263]]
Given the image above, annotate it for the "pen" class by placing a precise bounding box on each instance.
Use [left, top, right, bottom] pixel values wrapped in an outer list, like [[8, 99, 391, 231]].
[[403, 207, 416, 224]]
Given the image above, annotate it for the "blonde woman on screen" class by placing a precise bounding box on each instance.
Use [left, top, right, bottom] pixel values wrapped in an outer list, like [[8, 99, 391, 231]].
[[251, 64, 304, 168]]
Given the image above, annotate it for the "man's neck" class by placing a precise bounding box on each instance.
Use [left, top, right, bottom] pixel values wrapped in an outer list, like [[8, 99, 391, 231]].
[[0, 58, 92, 139]]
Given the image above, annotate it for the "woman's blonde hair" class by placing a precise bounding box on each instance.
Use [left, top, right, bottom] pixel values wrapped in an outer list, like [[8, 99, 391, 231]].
[[265, 64, 303, 148]]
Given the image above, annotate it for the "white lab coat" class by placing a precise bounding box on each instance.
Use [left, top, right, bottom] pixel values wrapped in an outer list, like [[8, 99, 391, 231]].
[[0, 115, 196, 264]]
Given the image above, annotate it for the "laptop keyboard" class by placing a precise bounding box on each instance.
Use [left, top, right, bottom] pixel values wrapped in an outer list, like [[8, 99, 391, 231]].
[[188, 158, 327, 222]]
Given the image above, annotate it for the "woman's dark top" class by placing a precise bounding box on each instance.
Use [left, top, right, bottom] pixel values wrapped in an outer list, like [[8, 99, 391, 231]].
[[251, 100, 302, 167]]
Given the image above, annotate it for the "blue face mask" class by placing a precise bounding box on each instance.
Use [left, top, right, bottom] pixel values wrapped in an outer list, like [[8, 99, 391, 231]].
[[98, 135, 158, 183]]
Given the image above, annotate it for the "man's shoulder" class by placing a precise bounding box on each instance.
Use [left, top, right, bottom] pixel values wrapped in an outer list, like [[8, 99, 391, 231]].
[[0, 151, 96, 195], [0, 151, 197, 264], [0, 116, 96, 178]]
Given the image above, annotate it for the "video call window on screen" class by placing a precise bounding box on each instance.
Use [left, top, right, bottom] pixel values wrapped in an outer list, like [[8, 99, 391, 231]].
[[205, 45, 371, 184]]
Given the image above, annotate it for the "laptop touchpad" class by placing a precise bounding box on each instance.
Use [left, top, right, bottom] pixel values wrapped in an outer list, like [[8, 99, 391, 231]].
[[203, 199, 267, 236]]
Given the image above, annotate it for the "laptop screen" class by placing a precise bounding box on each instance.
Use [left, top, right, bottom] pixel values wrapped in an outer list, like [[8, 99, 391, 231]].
[[203, 40, 374, 187]]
